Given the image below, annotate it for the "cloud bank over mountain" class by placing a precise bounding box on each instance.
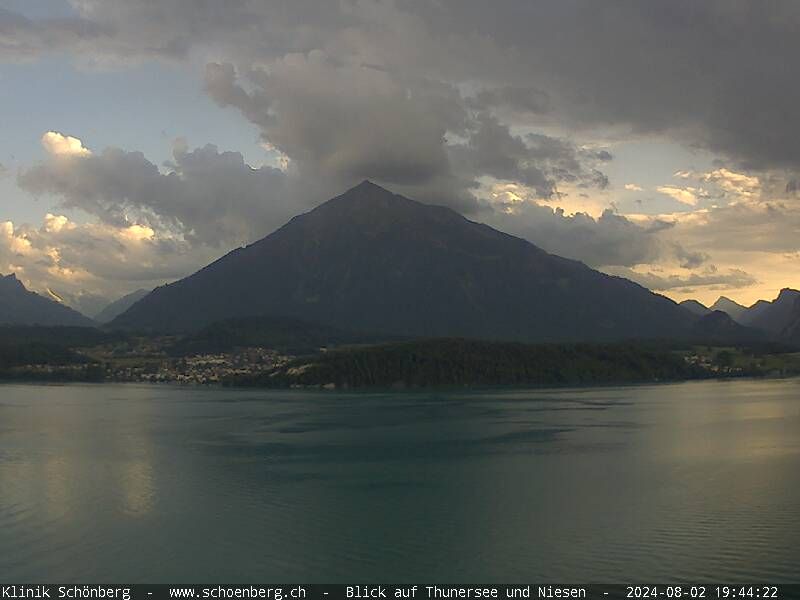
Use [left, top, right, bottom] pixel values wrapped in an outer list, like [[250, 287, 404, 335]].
[[4, 1, 800, 305]]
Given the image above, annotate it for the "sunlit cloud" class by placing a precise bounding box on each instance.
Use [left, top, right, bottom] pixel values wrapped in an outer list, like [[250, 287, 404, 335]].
[[120, 224, 155, 242], [41, 131, 92, 157], [657, 185, 704, 206], [700, 168, 760, 198]]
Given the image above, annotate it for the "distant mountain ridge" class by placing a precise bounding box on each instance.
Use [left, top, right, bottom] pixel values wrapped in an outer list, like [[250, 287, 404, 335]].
[[679, 299, 711, 317], [112, 181, 698, 342], [683, 289, 800, 341], [46, 288, 108, 319], [780, 296, 800, 342], [742, 289, 800, 333], [0, 274, 95, 327], [95, 289, 150, 323], [690, 310, 764, 342], [710, 296, 748, 321]]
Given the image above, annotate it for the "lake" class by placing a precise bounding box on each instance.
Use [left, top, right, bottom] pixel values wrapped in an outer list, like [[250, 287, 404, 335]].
[[0, 379, 799, 583]]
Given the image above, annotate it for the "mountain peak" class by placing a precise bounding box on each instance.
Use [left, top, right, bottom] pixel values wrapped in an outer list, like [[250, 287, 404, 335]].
[[320, 180, 412, 210], [711, 296, 745, 308], [0, 272, 94, 326], [1, 272, 24, 290], [112, 183, 696, 339], [354, 179, 381, 190], [679, 299, 710, 317], [303, 180, 461, 233], [709, 296, 748, 322], [341, 179, 409, 201], [339, 179, 396, 198], [776, 288, 800, 301]]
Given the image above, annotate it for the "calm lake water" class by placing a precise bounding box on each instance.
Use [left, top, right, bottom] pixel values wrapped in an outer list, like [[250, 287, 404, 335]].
[[1, 379, 799, 583]]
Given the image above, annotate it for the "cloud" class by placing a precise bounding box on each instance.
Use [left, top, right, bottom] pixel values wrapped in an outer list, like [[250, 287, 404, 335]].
[[449, 114, 611, 200], [615, 197, 800, 303], [657, 185, 705, 207], [7, 0, 800, 306], [699, 168, 760, 198], [10, 130, 667, 300], [469, 85, 551, 115], [206, 55, 461, 188], [41, 131, 92, 157], [6, 1, 800, 177], [663, 202, 800, 255], [0, 7, 110, 62], [7, 0, 800, 175], [18, 137, 296, 247], [205, 59, 612, 211], [672, 244, 710, 269], [608, 266, 758, 292], [8, 130, 787, 306], [0, 213, 215, 302], [485, 185, 670, 268]]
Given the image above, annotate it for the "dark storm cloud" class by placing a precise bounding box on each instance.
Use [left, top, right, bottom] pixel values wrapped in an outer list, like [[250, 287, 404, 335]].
[[443, 115, 612, 200], [410, 0, 800, 173], [468, 86, 552, 115], [205, 59, 609, 211], [7, 1, 800, 174], [205, 61, 483, 212], [205, 56, 461, 187]]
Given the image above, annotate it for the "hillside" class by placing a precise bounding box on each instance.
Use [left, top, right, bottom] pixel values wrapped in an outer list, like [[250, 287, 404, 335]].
[[742, 289, 800, 333], [0, 274, 94, 327], [690, 311, 765, 343], [168, 314, 395, 356], [112, 181, 696, 342], [680, 299, 711, 317], [95, 289, 150, 323], [778, 296, 800, 342]]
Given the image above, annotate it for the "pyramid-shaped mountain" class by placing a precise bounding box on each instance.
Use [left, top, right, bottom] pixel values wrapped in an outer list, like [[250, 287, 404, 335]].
[[0, 273, 94, 326], [112, 181, 696, 341], [710, 296, 748, 322]]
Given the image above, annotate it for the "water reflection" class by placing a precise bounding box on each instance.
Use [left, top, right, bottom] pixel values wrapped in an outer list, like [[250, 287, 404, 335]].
[[117, 451, 156, 517]]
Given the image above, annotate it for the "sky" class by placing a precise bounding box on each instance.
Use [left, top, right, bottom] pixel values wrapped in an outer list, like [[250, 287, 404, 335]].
[[2, 0, 800, 315]]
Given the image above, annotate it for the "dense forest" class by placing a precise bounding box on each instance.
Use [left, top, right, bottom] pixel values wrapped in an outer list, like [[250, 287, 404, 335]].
[[231, 338, 713, 389], [0, 326, 121, 379]]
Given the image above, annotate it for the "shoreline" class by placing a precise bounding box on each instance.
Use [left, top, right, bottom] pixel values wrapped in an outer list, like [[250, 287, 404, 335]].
[[1, 373, 797, 395]]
